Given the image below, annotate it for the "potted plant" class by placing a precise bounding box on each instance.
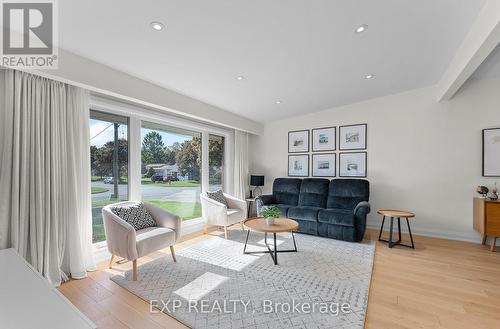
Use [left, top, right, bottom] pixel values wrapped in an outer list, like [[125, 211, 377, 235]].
[[261, 206, 281, 225]]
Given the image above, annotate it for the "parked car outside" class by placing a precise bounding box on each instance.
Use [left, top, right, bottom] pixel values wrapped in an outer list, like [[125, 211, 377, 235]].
[[151, 174, 179, 183], [103, 177, 114, 184], [151, 173, 165, 183]]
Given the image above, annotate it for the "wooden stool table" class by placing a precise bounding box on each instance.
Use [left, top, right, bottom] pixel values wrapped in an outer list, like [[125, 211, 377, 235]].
[[377, 209, 415, 249], [243, 217, 299, 265]]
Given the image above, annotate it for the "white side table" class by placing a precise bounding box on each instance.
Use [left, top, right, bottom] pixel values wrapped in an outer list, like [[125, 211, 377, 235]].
[[245, 197, 257, 218]]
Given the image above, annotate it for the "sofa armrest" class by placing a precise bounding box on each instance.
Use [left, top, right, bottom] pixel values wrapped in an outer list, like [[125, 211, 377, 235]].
[[353, 201, 371, 242], [102, 208, 138, 260], [144, 202, 182, 242], [224, 194, 247, 216], [255, 195, 275, 216], [354, 201, 371, 215]]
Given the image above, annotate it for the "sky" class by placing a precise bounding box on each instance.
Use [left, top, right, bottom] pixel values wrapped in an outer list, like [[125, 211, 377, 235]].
[[89, 119, 191, 148]]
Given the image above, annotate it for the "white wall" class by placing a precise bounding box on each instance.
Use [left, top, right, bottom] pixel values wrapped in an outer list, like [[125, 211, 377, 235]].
[[249, 77, 500, 243]]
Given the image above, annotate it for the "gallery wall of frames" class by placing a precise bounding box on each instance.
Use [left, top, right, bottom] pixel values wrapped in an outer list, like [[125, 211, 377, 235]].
[[287, 124, 367, 178]]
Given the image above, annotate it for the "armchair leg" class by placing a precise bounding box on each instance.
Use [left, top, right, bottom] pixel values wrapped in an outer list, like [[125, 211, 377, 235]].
[[132, 260, 137, 281], [224, 226, 228, 239], [170, 245, 177, 262], [108, 254, 115, 269], [241, 222, 245, 231]]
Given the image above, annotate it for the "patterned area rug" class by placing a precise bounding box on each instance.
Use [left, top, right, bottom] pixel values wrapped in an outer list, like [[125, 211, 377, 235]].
[[111, 230, 375, 329]]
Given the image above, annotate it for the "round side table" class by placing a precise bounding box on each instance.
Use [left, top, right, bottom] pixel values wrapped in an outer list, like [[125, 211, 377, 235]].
[[377, 209, 415, 249]]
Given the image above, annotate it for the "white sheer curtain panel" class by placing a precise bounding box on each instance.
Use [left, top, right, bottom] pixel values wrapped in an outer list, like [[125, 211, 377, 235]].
[[0, 68, 96, 285], [233, 130, 249, 200]]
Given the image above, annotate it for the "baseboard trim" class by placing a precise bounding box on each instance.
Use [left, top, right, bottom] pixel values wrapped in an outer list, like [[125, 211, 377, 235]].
[[366, 223, 484, 245]]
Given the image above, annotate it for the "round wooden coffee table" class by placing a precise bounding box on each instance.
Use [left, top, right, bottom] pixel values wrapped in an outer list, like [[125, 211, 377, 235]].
[[243, 217, 299, 265], [377, 209, 415, 249]]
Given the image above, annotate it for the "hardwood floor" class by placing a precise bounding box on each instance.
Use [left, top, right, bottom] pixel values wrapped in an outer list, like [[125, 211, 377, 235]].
[[59, 229, 500, 329]]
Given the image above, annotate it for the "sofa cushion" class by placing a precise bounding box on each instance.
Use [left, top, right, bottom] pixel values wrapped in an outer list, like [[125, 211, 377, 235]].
[[288, 206, 323, 222], [273, 178, 302, 206], [294, 219, 318, 235], [111, 202, 156, 231], [318, 222, 356, 242], [298, 178, 330, 208], [267, 204, 293, 217], [136, 227, 176, 257], [326, 179, 369, 210], [318, 208, 354, 226]]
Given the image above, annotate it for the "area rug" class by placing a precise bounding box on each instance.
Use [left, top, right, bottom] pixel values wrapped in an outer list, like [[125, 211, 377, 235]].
[[111, 230, 375, 329]]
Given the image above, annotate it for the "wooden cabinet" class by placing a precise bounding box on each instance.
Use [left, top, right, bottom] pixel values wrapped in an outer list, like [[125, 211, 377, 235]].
[[473, 197, 500, 251]]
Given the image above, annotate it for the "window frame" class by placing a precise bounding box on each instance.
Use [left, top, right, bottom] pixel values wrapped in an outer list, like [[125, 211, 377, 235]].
[[90, 96, 233, 246], [89, 110, 131, 246]]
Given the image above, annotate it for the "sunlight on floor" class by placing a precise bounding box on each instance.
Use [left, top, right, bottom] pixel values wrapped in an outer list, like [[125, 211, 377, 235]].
[[176, 233, 288, 272], [173, 272, 228, 301], [178, 236, 260, 271]]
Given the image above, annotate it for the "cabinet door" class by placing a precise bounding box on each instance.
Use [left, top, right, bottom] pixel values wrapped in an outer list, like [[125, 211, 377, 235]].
[[486, 203, 500, 235]]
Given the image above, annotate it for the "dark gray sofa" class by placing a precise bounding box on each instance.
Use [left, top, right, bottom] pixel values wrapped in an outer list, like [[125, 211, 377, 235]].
[[256, 178, 370, 242]]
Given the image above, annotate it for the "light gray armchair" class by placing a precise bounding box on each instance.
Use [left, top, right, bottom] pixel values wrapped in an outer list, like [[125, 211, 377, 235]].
[[200, 193, 247, 239], [102, 201, 181, 281]]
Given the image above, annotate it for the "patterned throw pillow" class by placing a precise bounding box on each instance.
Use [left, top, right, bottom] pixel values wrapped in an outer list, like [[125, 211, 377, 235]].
[[111, 202, 156, 231], [206, 190, 229, 207]]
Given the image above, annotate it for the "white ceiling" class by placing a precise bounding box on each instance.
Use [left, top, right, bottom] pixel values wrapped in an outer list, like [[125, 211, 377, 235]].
[[59, 0, 486, 122]]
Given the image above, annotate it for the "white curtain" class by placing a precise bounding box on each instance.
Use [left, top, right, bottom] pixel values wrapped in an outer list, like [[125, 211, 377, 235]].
[[0, 68, 96, 285], [233, 130, 249, 200]]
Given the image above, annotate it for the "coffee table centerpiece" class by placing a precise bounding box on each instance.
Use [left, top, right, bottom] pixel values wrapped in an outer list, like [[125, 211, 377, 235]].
[[243, 216, 299, 265], [260, 205, 281, 225]]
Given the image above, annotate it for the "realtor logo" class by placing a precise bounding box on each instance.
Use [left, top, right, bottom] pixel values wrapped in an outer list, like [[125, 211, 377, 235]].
[[1, 0, 58, 68]]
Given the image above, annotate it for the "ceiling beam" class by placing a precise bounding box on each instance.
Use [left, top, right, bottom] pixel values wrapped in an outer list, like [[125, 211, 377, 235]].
[[437, 0, 500, 101]]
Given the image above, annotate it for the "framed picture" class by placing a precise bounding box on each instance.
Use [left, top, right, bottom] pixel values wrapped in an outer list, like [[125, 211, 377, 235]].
[[288, 130, 309, 153], [312, 127, 336, 152], [288, 154, 309, 177], [339, 124, 367, 150], [339, 152, 367, 177], [483, 128, 500, 177], [312, 153, 336, 177]]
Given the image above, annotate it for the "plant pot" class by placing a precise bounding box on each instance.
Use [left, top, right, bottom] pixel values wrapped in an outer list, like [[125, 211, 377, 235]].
[[265, 217, 275, 226]]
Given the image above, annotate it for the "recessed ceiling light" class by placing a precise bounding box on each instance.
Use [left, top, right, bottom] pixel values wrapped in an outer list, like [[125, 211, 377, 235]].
[[275, 100, 282, 104], [364, 74, 375, 79], [355, 24, 368, 33], [150, 21, 165, 31], [236, 75, 244, 81]]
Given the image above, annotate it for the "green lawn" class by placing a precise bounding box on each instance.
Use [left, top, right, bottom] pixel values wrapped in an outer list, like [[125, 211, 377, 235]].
[[143, 200, 201, 220], [91, 199, 201, 243], [91, 186, 108, 194]]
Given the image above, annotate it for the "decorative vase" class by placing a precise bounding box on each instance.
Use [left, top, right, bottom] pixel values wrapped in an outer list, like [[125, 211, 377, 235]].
[[265, 217, 275, 225]]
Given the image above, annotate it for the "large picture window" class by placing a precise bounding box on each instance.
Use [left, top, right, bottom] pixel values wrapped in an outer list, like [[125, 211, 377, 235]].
[[141, 122, 202, 221], [89, 111, 129, 243]]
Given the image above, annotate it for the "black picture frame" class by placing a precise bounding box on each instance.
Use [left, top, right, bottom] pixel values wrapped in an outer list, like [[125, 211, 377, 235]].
[[339, 152, 367, 178], [339, 124, 367, 150], [288, 154, 309, 177], [483, 128, 500, 177], [312, 153, 336, 177], [288, 130, 310, 153], [312, 126, 336, 152]]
